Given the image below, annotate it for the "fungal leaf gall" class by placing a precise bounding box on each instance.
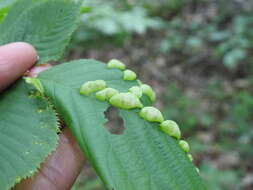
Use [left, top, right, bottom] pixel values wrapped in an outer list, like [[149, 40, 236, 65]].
[[179, 140, 190, 153], [123, 69, 137, 81], [96, 88, 119, 101], [25, 77, 44, 94], [140, 84, 156, 102], [107, 59, 126, 70], [139, 106, 164, 123], [80, 80, 106, 95], [129, 86, 142, 98], [160, 120, 181, 139], [188, 154, 193, 162], [109, 92, 143, 109]]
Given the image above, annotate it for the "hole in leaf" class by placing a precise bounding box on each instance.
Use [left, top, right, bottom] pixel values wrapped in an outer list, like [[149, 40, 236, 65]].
[[104, 106, 125, 135]]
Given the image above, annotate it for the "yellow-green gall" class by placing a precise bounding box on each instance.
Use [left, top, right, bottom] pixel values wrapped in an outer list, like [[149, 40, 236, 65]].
[[139, 107, 164, 123], [179, 140, 190, 153], [140, 84, 156, 102], [25, 77, 44, 94], [195, 167, 200, 174], [123, 69, 137, 81], [107, 59, 126, 70], [80, 80, 106, 95], [96, 88, 119, 101], [129, 86, 142, 98], [109, 92, 143, 109], [160, 120, 181, 139], [187, 154, 193, 162]]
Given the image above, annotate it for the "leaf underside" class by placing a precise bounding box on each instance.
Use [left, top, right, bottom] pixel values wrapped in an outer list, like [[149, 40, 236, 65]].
[[38, 59, 207, 190], [0, 81, 59, 190], [0, 0, 80, 64]]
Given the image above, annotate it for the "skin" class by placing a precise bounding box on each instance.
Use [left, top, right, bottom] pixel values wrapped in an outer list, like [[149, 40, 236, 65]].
[[0, 43, 85, 190]]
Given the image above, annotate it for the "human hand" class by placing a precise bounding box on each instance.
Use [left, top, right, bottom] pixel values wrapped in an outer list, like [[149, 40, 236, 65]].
[[0, 43, 85, 190]]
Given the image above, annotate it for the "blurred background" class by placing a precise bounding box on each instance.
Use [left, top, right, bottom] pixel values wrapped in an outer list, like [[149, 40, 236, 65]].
[[68, 0, 253, 189]]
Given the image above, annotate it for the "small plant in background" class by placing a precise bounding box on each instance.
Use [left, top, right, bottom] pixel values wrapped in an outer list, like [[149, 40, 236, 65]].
[[72, 0, 164, 48], [160, 1, 253, 69]]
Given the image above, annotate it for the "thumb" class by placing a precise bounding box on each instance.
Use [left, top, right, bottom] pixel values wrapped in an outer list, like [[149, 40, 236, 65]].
[[0, 42, 37, 91]]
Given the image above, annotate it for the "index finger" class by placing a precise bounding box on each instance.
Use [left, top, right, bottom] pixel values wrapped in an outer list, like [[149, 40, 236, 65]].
[[0, 42, 37, 91]]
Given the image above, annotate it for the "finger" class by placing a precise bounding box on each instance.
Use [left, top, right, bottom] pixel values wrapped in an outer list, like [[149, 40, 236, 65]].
[[0, 42, 37, 91], [14, 128, 85, 190]]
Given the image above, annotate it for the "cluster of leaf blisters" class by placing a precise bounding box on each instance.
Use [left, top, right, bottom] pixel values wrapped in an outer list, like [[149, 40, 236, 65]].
[[79, 59, 200, 174]]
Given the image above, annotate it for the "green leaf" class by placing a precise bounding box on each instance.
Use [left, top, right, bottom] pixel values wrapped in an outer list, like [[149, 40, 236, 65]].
[[223, 49, 246, 69], [0, 80, 59, 190], [0, 0, 81, 64], [38, 59, 207, 190], [0, 0, 17, 22], [0, 0, 17, 8]]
